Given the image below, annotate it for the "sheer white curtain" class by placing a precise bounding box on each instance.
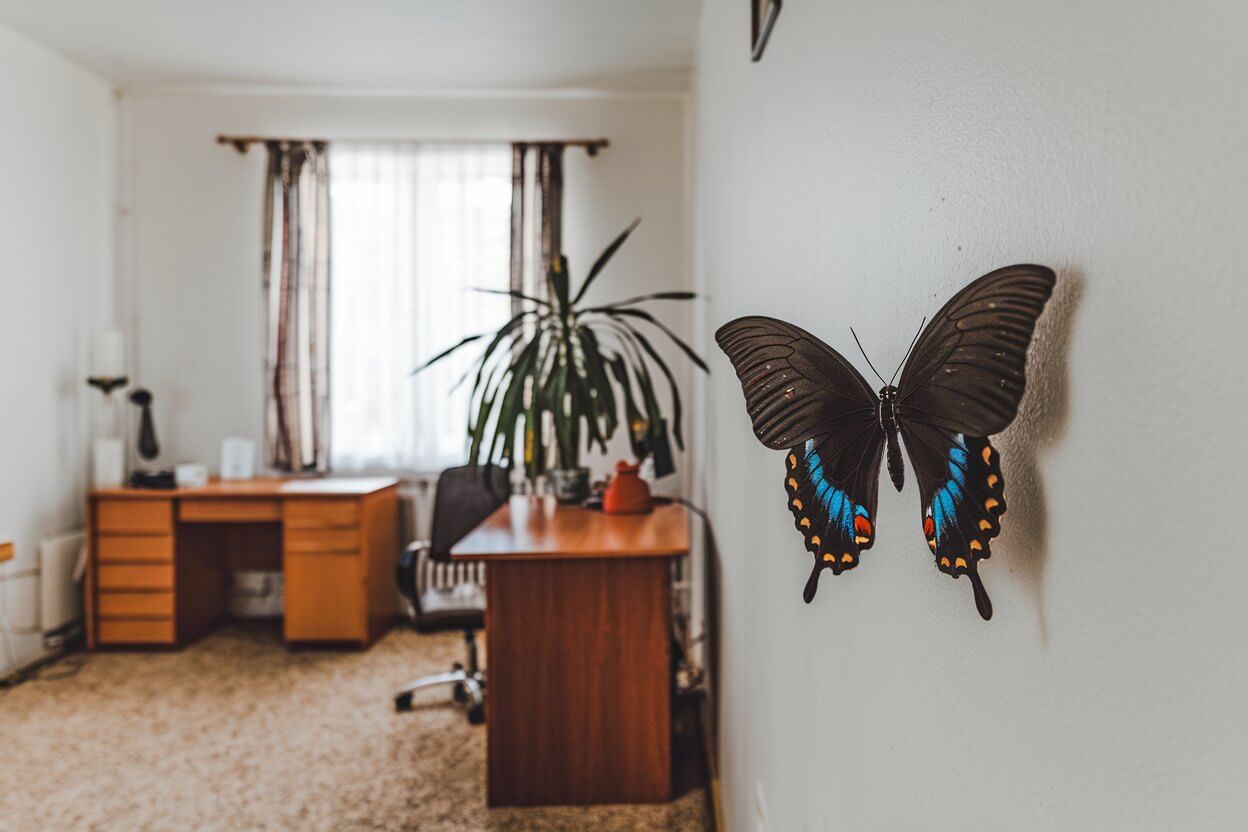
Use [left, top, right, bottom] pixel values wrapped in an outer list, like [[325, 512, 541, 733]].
[[329, 143, 512, 473]]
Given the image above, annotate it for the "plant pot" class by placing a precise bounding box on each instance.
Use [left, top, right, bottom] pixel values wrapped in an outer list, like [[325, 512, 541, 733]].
[[549, 467, 591, 504]]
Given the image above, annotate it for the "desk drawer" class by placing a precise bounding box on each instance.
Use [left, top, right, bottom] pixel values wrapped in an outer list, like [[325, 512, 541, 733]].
[[284, 499, 360, 529], [180, 498, 281, 523], [96, 535, 174, 563], [97, 592, 174, 618], [284, 554, 365, 642], [284, 527, 360, 554], [98, 618, 175, 644], [97, 564, 175, 591], [97, 499, 173, 534]]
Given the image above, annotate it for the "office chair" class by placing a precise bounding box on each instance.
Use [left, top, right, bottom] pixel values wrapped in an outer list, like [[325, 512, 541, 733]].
[[393, 464, 510, 723]]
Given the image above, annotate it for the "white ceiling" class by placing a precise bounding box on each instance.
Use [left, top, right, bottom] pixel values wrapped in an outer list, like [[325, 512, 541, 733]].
[[0, 0, 702, 91]]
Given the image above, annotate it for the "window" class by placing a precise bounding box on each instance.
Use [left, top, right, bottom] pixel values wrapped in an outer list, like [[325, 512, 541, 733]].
[[328, 143, 513, 473]]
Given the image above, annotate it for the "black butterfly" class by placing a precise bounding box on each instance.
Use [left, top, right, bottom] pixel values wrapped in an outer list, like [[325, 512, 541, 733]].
[[715, 265, 1055, 620]]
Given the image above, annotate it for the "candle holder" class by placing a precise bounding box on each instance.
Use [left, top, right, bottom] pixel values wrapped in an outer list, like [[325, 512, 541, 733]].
[[87, 375, 130, 489]]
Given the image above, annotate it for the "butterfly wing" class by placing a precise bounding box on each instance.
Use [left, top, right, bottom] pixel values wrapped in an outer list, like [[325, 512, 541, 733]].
[[900, 423, 1004, 619], [897, 265, 1054, 619], [715, 317, 884, 602], [897, 264, 1055, 436]]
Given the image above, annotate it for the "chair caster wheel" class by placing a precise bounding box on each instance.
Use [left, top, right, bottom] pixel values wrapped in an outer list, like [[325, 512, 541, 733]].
[[395, 692, 413, 712], [467, 702, 485, 724], [452, 681, 469, 703]]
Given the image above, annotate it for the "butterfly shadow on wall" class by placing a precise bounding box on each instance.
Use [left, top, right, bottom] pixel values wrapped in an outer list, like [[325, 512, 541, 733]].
[[716, 265, 1085, 624], [989, 268, 1084, 639]]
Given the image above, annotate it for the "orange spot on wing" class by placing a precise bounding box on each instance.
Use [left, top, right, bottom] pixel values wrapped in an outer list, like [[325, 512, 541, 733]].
[[955, 557, 968, 569], [854, 515, 873, 535], [979, 519, 992, 530], [970, 540, 983, 551], [788, 478, 798, 490], [822, 553, 835, 562], [987, 473, 999, 488], [841, 553, 853, 564], [923, 516, 935, 537], [985, 498, 1000, 510], [982, 446, 993, 464], [810, 536, 821, 546], [855, 536, 870, 544], [940, 557, 951, 567], [800, 518, 811, 528], [792, 498, 803, 510], [789, 453, 797, 468]]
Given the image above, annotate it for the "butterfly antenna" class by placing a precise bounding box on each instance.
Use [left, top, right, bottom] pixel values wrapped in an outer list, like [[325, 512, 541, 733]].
[[888, 316, 927, 386], [850, 327, 888, 386]]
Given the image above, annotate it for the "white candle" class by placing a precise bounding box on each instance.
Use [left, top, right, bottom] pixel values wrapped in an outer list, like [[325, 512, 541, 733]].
[[93, 330, 125, 378]]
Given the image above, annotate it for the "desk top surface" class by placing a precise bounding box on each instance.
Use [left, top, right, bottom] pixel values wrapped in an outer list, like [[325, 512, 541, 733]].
[[90, 477, 399, 499], [451, 496, 690, 561]]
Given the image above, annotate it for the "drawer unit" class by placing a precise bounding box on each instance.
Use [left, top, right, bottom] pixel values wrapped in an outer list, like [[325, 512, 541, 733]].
[[284, 499, 360, 529], [97, 499, 174, 534], [180, 498, 281, 523], [96, 535, 174, 563], [284, 527, 360, 554], [97, 592, 175, 618], [284, 553, 366, 642], [98, 618, 175, 645], [97, 563, 175, 591]]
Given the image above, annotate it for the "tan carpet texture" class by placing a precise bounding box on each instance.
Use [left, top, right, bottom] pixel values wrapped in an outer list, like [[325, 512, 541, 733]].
[[0, 626, 708, 831]]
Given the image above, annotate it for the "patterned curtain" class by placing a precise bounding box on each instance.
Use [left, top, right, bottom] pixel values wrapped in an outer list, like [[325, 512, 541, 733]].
[[262, 141, 330, 473], [509, 143, 565, 311]]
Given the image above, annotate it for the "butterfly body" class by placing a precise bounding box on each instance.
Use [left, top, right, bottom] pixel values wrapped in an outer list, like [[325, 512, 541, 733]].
[[716, 265, 1055, 620], [876, 385, 905, 492]]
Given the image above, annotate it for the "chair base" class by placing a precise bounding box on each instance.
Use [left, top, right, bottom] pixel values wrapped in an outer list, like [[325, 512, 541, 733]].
[[395, 629, 485, 724]]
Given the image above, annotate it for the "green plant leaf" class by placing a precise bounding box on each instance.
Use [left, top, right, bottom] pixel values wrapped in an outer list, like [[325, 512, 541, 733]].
[[548, 255, 571, 315], [581, 290, 698, 311], [471, 287, 550, 307], [411, 332, 487, 374], [577, 326, 618, 440], [608, 319, 687, 451], [598, 308, 709, 373], [570, 218, 641, 306]]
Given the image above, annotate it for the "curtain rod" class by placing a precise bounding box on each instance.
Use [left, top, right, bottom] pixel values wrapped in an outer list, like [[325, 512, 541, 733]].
[[216, 134, 610, 156]]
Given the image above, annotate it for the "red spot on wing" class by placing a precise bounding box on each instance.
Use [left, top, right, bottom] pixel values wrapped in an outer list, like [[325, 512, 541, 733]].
[[923, 516, 935, 537], [854, 515, 873, 536]]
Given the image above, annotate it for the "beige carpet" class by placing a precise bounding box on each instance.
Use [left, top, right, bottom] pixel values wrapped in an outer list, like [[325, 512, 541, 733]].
[[0, 625, 709, 832]]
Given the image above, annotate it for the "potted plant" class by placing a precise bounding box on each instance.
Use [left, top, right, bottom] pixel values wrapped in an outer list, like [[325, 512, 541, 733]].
[[415, 219, 707, 502]]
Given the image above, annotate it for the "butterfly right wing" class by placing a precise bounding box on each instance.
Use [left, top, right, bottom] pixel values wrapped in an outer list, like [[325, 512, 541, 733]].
[[715, 317, 883, 602]]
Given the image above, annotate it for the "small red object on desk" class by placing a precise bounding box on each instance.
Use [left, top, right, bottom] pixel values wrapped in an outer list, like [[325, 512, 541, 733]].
[[602, 460, 652, 514]]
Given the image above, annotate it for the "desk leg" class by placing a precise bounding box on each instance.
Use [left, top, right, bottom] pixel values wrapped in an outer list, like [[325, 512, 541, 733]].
[[485, 557, 672, 807]]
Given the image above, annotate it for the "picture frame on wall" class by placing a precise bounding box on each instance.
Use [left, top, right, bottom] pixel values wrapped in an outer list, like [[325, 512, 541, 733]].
[[751, 0, 782, 62]]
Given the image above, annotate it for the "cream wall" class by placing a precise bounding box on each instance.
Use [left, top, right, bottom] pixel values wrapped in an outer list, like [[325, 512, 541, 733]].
[[694, 0, 1246, 829], [119, 90, 692, 489], [0, 24, 115, 676]]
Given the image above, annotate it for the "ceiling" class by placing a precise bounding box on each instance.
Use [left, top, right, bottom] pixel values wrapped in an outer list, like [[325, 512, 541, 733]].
[[0, 0, 702, 91]]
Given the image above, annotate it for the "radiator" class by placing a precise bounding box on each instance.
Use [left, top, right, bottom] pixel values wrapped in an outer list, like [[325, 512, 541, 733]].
[[399, 475, 486, 594], [40, 531, 85, 643]]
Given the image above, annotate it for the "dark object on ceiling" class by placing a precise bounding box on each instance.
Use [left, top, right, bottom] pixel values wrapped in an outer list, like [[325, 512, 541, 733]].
[[715, 265, 1056, 621], [751, 0, 782, 62]]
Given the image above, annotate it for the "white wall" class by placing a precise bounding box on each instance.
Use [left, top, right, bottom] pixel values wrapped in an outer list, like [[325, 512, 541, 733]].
[[120, 90, 693, 487], [695, 1, 1246, 830], [0, 25, 115, 675]]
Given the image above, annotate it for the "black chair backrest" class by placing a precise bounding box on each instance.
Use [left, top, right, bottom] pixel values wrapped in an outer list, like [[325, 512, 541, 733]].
[[428, 464, 512, 562]]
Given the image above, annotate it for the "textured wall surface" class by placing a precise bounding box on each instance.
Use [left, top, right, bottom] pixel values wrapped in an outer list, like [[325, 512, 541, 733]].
[[0, 24, 115, 676], [694, 1, 1246, 829]]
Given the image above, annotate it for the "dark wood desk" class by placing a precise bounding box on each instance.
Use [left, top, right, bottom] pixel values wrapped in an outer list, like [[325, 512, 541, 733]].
[[86, 478, 399, 649], [452, 496, 689, 807]]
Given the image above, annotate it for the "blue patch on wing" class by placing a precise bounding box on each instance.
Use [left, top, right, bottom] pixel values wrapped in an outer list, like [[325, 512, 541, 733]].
[[804, 439, 859, 537], [931, 434, 969, 543]]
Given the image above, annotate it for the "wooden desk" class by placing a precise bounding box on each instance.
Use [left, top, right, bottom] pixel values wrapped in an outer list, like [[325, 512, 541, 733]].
[[86, 478, 399, 649], [452, 496, 689, 807]]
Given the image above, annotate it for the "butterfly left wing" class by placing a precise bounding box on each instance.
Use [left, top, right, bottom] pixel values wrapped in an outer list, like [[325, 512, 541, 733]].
[[715, 317, 884, 603]]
